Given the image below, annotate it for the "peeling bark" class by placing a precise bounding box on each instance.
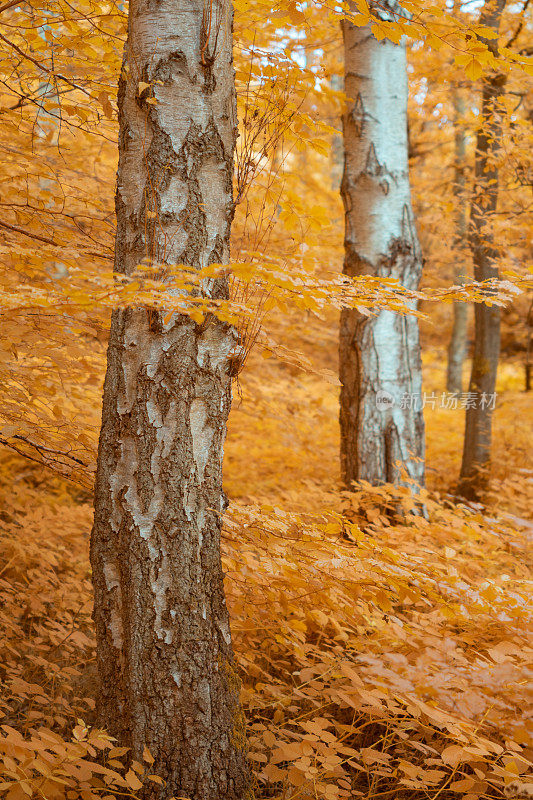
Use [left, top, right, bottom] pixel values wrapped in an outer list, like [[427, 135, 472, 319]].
[[339, 8, 425, 489], [458, 0, 506, 501], [90, 1, 251, 798]]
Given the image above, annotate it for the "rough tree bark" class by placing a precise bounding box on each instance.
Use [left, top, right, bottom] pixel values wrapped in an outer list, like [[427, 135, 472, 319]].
[[446, 89, 469, 394], [339, 6, 425, 488], [90, 0, 251, 798], [458, 0, 506, 500]]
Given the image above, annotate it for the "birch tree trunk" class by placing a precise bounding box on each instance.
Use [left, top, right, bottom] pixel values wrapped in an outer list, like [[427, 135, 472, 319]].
[[339, 9, 425, 488], [458, 0, 506, 500], [446, 89, 469, 394], [90, 1, 251, 797]]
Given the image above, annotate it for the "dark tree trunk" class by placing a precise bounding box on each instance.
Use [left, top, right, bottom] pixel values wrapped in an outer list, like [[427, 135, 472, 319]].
[[90, 0, 251, 798], [458, 0, 507, 500]]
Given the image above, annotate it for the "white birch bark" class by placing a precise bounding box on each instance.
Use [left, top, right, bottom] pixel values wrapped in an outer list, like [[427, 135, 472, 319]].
[[339, 8, 425, 488], [446, 89, 469, 394], [90, 0, 251, 797]]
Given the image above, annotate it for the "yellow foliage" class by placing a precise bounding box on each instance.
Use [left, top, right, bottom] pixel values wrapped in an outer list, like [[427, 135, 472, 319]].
[[0, 354, 531, 796], [0, 0, 532, 797]]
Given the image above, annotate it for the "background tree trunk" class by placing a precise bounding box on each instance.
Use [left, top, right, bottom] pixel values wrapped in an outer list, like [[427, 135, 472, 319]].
[[458, 0, 506, 500], [330, 73, 344, 191], [339, 8, 425, 489], [90, 0, 251, 798], [446, 89, 469, 394]]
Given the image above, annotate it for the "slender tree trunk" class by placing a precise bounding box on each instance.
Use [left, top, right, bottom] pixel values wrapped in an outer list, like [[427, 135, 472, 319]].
[[459, 0, 506, 500], [525, 297, 533, 391], [90, 1, 251, 798], [446, 89, 469, 394], [339, 8, 425, 488], [330, 73, 344, 191]]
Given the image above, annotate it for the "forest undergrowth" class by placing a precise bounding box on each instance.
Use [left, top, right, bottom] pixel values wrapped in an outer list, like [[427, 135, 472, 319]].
[[0, 354, 531, 800]]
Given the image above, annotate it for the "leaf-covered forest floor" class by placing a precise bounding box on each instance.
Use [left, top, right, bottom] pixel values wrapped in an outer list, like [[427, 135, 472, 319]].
[[0, 349, 531, 800]]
